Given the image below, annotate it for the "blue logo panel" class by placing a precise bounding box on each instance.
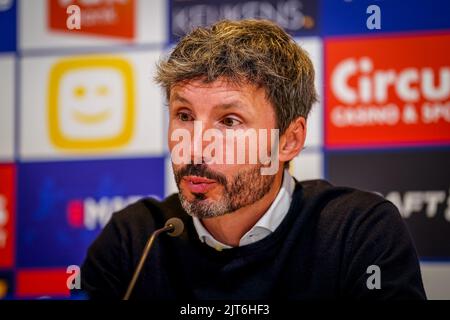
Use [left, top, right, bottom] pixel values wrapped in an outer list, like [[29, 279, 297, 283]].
[[0, 0, 16, 52], [321, 0, 450, 36], [170, 0, 319, 42], [17, 157, 165, 268]]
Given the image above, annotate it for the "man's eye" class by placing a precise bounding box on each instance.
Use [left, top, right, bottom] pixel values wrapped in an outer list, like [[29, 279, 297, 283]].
[[221, 117, 241, 127], [177, 112, 193, 121]]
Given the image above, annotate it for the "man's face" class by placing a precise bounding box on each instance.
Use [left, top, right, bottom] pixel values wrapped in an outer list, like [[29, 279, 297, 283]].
[[168, 78, 281, 219]]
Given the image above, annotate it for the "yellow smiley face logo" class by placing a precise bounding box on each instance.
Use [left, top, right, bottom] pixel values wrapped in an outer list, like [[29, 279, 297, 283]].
[[48, 56, 134, 151]]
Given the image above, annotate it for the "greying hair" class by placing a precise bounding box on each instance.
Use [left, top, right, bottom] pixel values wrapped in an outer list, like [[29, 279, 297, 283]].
[[155, 19, 318, 133]]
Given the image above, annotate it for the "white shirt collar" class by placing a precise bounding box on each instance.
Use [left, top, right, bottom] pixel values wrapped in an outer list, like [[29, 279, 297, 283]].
[[192, 169, 295, 251]]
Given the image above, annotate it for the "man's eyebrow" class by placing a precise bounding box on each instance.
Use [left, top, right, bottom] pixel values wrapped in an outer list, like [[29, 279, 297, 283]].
[[213, 102, 246, 111], [170, 93, 191, 105], [171, 95, 246, 111]]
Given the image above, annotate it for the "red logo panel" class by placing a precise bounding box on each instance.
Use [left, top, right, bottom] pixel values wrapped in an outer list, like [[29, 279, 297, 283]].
[[325, 34, 450, 147], [16, 268, 70, 298], [0, 164, 15, 268], [48, 0, 135, 40]]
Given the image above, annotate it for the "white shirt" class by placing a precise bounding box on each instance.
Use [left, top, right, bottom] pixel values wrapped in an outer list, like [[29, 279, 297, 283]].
[[192, 169, 295, 251]]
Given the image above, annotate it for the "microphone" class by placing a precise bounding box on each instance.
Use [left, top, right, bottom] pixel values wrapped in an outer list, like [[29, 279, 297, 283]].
[[122, 217, 184, 300]]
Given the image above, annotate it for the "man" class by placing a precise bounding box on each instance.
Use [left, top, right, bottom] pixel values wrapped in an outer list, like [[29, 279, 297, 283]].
[[80, 19, 426, 299]]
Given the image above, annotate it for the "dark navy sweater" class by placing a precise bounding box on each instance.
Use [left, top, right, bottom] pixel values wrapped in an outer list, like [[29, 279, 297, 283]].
[[79, 180, 426, 300]]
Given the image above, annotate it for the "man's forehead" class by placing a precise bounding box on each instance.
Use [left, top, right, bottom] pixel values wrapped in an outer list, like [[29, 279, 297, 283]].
[[169, 78, 264, 103], [172, 78, 241, 93]]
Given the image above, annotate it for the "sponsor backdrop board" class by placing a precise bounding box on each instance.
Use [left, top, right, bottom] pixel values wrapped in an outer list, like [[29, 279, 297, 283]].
[[326, 149, 450, 259], [0, 0, 448, 299], [325, 34, 450, 148], [0, 164, 16, 270], [0, 54, 15, 161], [321, 0, 450, 36], [20, 0, 167, 50], [169, 0, 320, 42], [17, 157, 165, 268], [0, 0, 16, 52], [20, 51, 164, 160]]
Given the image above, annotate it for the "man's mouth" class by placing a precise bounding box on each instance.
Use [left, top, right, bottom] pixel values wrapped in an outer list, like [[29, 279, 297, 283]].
[[183, 176, 217, 194]]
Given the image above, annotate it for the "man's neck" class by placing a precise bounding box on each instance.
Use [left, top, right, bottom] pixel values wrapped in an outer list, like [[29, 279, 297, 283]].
[[201, 170, 284, 247]]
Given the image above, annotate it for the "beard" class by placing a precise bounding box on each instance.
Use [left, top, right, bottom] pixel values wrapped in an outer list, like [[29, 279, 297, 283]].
[[173, 163, 275, 219]]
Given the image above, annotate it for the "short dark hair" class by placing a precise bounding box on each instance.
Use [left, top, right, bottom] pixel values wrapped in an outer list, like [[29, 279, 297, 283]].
[[155, 19, 318, 133]]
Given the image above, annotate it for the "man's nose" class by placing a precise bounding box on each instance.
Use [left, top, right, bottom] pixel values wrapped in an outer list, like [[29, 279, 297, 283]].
[[191, 119, 215, 165]]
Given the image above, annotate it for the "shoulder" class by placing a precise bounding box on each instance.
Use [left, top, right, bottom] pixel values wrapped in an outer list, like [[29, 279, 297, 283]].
[[299, 179, 387, 210], [296, 179, 404, 235], [296, 181, 425, 299]]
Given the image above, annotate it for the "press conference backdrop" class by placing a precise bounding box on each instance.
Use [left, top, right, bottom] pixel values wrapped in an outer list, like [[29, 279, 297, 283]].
[[0, 0, 449, 299]]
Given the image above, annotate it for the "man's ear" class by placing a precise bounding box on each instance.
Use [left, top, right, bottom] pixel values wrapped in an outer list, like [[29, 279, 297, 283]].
[[278, 117, 307, 163]]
